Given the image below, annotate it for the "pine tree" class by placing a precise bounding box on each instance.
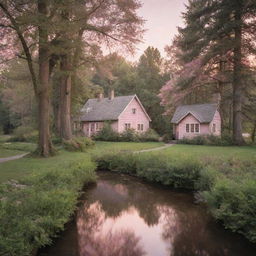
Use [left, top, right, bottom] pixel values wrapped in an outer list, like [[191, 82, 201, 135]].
[[162, 0, 256, 145]]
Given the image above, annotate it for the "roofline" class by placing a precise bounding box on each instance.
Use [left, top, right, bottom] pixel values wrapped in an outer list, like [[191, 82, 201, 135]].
[[80, 119, 118, 122], [117, 94, 152, 121], [171, 111, 202, 124]]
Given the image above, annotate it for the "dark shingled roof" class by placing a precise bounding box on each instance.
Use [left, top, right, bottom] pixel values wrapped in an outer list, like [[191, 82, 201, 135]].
[[80, 95, 136, 121], [171, 103, 218, 124]]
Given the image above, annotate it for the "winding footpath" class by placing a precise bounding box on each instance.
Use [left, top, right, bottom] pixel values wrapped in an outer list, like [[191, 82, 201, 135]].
[[0, 143, 176, 163], [134, 143, 175, 153], [0, 153, 29, 163]]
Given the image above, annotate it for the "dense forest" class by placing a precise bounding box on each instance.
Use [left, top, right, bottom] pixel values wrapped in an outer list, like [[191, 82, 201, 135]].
[[0, 0, 256, 156]]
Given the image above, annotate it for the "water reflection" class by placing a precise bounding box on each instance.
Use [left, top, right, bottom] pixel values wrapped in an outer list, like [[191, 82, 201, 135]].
[[77, 202, 145, 256], [39, 172, 256, 256]]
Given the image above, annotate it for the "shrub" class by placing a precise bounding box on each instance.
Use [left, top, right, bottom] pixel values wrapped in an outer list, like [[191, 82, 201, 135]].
[[203, 179, 256, 243], [93, 123, 120, 141], [96, 153, 137, 174], [140, 129, 160, 142], [162, 133, 173, 143], [96, 153, 203, 190], [94, 123, 160, 142], [0, 159, 96, 255], [178, 134, 233, 146], [120, 129, 139, 142], [63, 137, 95, 152], [8, 126, 38, 143]]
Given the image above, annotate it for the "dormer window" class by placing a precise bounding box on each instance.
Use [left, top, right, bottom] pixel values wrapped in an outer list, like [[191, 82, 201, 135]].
[[132, 108, 136, 114]]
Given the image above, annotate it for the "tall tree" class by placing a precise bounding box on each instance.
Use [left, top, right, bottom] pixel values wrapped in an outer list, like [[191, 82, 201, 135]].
[[0, 0, 56, 156], [160, 0, 256, 144], [49, 0, 145, 140]]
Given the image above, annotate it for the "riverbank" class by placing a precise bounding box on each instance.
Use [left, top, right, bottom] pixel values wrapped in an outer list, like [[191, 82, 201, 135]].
[[0, 141, 163, 255], [95, 144, 256, 244], [0, 142, 255, 255], [39, 171, 256, 256]]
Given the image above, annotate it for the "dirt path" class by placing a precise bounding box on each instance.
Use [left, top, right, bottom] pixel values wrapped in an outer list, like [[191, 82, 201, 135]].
[[134, 143, 175, 153], [0, 153, 29, 163]]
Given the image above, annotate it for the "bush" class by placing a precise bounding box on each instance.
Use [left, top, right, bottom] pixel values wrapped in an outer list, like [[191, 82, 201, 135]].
[[96, 153, 203, 190], [63, 137, 95, 152], [0, 158, 96, 255], [94, 123, 160, 142], [120, 129, 139, 142], [203, 179, 256, 243], [177, 134, 233, 146], [140, 129, 160, 142], [93, 123, 120, 141], [162, 133, 173, 143], [8, 126, 38, 143]]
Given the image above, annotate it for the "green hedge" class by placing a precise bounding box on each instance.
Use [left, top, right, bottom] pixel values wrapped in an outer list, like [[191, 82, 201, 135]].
[[203, 178, 256, 243], [63, 137, 95, 152], [93, 123, 160, 142], [95, 152, 256, 243], [0, 159, 96, 255], [177, 134, 233, 146], [95, 153, 205, 190]]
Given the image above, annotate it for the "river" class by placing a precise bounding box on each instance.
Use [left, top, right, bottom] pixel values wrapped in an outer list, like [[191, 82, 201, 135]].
[[38, 171, 256, 256]]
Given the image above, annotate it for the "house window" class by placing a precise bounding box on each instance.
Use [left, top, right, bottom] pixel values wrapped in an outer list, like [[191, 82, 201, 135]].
[[96, 123, 99, 130], [132, 108, 136, 114], [212, 123, 216, 133], [137, 124, 144, 131], [191, 124, 195, 133], [195, 123, 200, 133], [125, 123, 131, 130], [186, 124, 189, 133]]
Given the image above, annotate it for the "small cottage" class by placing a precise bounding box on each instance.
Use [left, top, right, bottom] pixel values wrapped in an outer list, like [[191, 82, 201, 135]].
[[171, 103, 221, 140], [77, 91, 151, 137]]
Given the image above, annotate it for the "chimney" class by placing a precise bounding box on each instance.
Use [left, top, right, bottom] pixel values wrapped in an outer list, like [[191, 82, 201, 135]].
[[109, 89, 114, 100], [97, 92, 103, 101]]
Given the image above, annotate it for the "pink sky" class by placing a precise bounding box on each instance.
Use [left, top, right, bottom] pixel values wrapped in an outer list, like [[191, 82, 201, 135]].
[[130, 0, 188, 60]]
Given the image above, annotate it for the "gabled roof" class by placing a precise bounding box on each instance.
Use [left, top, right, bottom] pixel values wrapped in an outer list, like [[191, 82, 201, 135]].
[[171, 103, 218, 124], [79, 94, 151, 122]]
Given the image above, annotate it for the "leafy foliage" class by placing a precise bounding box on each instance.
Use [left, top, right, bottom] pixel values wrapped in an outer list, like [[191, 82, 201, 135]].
[[93, 123, 120, 142], [93, 124, 160, 142], [63, 137, 95, 152], [204, 179, 256, 243], [95, 147, 256, 243], [177, 134, 233, 146], [0, 159, 96, 255], [8, 126, 38, 143]]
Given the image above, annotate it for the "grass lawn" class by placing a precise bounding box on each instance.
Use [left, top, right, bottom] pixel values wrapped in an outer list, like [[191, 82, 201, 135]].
[[0, 148, 27, 158], [149, 144, 256, 161], [0, 141, 163, 183]]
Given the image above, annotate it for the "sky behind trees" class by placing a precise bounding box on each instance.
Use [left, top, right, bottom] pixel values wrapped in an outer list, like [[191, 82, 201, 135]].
[[132, 0, 188, 60]]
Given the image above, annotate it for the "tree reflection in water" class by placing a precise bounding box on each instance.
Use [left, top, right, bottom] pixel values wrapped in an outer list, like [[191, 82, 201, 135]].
[[77, 202, 146, 256], [39, 172, 256, 256]]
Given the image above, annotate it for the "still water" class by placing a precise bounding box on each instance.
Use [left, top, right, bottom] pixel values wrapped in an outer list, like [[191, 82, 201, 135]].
[[39, 171, 256, 256]]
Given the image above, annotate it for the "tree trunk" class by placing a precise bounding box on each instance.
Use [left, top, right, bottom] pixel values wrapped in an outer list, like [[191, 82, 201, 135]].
[[59, 54, 72, 140], [251, 121, 256, 143], [232, 8, 245, 145], [37, 0, 54, 156], [53, 98, 61, 136]]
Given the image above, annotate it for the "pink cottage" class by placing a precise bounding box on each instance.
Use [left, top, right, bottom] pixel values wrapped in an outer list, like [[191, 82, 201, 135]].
[[77, 91, 151, 137], [171, 103, 221, 140]]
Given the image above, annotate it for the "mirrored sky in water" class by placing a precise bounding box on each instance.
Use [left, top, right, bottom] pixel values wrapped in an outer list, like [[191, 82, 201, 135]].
[[39, 172, 256, 256]]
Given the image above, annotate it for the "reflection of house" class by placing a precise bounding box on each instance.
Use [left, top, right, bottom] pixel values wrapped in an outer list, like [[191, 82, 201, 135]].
[[171, 103, 221, 140], [77, 91, 151, 137]]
